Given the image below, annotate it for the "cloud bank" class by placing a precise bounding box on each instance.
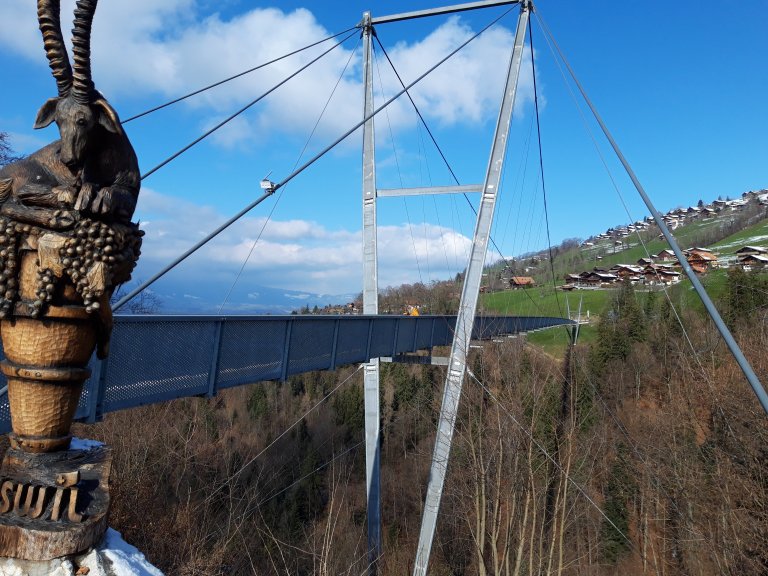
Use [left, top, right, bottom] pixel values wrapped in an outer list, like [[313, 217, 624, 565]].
[[0, 1, 532, 146], [135, 189, 472, 295]]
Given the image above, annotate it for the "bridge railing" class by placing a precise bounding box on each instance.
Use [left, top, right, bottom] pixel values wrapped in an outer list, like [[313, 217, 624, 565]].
[[0, 314, 573, 432]]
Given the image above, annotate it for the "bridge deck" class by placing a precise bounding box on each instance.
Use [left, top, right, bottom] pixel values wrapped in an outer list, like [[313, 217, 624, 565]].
[[0, 314, 572, 431]]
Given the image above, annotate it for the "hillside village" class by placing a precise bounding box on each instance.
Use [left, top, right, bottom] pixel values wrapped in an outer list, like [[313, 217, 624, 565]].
[[495, 187, 768, 293]]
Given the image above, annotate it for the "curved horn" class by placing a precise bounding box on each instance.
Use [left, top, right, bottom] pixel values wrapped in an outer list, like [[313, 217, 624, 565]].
[[37, 0, 72, 97], [71, 0, 98, 104]]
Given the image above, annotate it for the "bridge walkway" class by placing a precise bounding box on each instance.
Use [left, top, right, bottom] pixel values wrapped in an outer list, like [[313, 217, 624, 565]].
[[0, 313, 572, 432]]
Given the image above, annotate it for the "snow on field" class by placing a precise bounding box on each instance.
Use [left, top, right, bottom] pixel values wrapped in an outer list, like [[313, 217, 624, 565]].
[[715, 234, 768, 251]]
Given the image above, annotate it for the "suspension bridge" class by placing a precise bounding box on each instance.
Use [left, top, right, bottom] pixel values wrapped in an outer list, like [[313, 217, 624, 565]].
[[1, 0, 766, 574]]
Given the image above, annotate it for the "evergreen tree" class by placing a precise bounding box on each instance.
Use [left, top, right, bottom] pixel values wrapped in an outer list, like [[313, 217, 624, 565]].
[[589, 280, 646, 375]]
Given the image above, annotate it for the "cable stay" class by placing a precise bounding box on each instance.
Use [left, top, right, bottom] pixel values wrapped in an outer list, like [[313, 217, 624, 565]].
[[216, 34, 363, 313], [139, 29, 358, 181], [122, 26, 358, 124]]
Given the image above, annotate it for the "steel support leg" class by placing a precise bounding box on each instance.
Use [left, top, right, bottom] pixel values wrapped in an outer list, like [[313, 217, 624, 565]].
[[361, 13, 382, 574], [412, 4, 530, 574]]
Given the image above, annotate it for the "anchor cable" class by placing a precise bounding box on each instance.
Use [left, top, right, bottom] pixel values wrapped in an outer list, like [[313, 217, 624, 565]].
[[139, 29, 358, 181], [528, 21, 562, 317], [216, 34, 363, 313], [123, 26, 358, 123]]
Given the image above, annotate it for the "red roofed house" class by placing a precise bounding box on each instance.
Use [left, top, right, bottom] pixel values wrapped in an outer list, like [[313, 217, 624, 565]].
[[510, 276, 536, 289]]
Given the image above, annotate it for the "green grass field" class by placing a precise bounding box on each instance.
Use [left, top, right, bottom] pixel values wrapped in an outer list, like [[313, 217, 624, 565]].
[[485, 212, 768, 357], [481, 285, 613, 318], [481, 285, 608, 359], [482, 269, 733, 358]]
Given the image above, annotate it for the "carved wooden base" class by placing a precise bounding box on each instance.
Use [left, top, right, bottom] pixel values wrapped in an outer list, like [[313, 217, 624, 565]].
[[0, 442, 111, 561]]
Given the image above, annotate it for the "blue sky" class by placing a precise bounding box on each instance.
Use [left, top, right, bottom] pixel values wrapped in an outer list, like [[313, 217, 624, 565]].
[[1, 0, 766, 306]]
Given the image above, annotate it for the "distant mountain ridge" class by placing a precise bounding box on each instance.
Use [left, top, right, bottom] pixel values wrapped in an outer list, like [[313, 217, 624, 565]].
[[122, 282, 357, 315]]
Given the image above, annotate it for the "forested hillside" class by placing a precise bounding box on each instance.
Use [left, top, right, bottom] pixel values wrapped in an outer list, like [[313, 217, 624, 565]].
[[76, 271, 768, 575]]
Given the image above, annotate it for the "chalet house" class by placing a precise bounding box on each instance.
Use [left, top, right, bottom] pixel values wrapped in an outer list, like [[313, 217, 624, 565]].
[[643, 266, 680, 285], [564, 273, 582, 285], [509, 276, 535, 289], [735, 246, 768, 258], [686, 248, 718, 270], [740, 254, 768, 271], [688, 260, 707, 274], [612, 265, 644, 280], [583, 272, 619, 286], [637, 257, 654, 266], [656, 249, 677, 261]]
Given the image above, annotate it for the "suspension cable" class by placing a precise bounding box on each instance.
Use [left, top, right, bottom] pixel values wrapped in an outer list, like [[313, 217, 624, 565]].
[[374, 37, 464, 188], [216, 34, 363, 313], [528, 22, 562, 316], [123, 27, 358, 124], [374, 32, 548, 318], [372, 42, 425, 287]]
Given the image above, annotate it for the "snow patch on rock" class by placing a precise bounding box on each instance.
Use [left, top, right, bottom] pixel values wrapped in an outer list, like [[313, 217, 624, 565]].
[[0, 528, 163, 576]]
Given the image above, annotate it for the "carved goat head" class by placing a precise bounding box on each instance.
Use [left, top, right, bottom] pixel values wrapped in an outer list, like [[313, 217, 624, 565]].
[[33, 0, 123, 171]]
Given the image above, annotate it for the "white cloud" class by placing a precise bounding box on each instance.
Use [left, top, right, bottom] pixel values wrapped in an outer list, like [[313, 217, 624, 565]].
[[382, 18, 534, 126], [133, 188, 471, 294], [0, 2, 530, 145]]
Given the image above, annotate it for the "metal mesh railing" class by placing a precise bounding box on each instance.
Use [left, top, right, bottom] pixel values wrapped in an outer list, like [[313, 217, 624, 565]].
[[0, 314, 573, 432]]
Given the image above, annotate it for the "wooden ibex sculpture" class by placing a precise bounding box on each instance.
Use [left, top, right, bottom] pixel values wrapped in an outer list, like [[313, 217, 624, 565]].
[[0, 0, 140, 225], [0, 0, 141, 560], [0, 0, 143, 455]]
